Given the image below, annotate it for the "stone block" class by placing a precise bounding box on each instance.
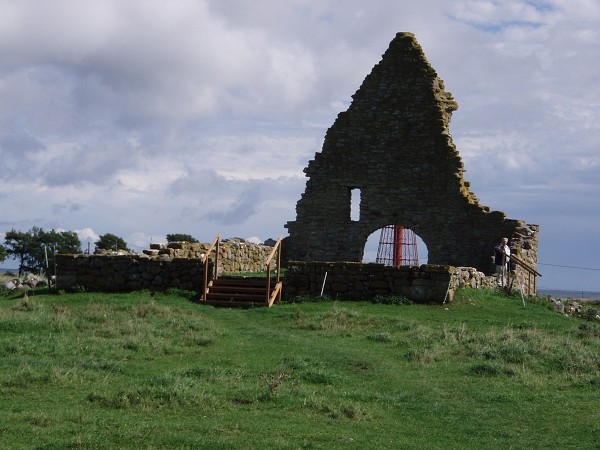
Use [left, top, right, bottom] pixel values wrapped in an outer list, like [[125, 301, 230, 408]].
[[373, 280, 389, 289], [331, 282, 347, 292]]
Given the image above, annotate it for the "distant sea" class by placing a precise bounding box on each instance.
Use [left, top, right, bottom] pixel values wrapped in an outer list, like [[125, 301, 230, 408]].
[[538, 289, 600, 300]]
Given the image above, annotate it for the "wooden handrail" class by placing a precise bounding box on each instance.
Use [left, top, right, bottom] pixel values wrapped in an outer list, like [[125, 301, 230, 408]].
[[508, 253, 542, 297], [264, 236, 282, 269], [265, 236, 283, 306], [202, 233, 221, 302], [510, 254, 542, 277]]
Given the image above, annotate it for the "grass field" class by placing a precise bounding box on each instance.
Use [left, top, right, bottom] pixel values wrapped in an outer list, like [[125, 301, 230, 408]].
[[0, 285, 599, 449]]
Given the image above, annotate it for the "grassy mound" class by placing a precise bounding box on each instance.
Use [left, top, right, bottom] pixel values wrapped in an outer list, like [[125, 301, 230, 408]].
[[0, 287, 598, 448]]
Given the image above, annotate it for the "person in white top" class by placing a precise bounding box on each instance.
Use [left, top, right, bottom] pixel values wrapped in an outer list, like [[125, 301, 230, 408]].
[[494, 237, 511, 286]]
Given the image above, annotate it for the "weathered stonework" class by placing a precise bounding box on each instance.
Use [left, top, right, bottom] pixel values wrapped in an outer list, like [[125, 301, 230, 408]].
[[285, 32, 539, 291], [56, 240, 277, 292], [283, 261, 498, 304], [56, 254, 209, 292], [146, 241, 275, 274]]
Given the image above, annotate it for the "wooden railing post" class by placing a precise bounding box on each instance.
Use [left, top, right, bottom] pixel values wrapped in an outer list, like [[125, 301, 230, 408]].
[[264, 236, 283, 306], [509, 254, 542, 297], [202, 233, 221, 302], [503, 252, 508, 288], [215, 239, 220, 280], [266, 262, 271, 306]]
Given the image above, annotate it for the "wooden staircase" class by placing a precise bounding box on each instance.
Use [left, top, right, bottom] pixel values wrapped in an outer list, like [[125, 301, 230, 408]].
[[201, 234, 283, 308], [204, 277, 282, 307]]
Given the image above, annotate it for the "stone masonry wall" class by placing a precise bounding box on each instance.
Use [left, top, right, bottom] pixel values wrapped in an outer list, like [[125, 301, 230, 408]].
[[285, 32, 539, 292], [56, 254, 209, 292], [284, 261, 497, 304], [506, 223, 540, 295], [56, 240, 276, 292], [144, 241, 276, 274]]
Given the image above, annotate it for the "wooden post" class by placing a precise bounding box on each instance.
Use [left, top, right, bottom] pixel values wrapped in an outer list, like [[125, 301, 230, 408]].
[[202, 233, 221, 302]]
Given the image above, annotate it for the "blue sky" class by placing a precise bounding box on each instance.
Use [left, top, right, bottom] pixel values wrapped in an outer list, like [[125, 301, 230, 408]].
[[1, 0, 599, 290]]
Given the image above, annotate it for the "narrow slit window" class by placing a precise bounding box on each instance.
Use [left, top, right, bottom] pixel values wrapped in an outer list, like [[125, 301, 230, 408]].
[[350, 188, 361, 222]]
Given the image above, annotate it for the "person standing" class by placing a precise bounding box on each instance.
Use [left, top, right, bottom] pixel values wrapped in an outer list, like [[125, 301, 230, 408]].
[[494, 237, 511, 286]]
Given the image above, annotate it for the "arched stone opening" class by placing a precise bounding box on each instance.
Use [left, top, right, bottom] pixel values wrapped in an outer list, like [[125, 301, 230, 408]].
[[363, 225, 428, 265]]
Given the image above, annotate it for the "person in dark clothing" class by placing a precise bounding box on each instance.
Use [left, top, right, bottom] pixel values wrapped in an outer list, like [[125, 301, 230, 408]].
[[494, 237, 510, 286]]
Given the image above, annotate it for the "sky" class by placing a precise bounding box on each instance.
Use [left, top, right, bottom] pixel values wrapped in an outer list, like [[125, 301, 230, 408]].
[[0, 0, 599, 291]]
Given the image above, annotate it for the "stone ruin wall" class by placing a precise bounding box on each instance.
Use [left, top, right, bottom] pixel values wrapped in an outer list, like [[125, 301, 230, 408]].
[[56, 240, 276, 292], [55, 238, 535, 300], [506, 223, 539, 292], [56, 254, 208, 292], [144, 241, 276, 274], [285, 32, 540, 292], [54, 33, 541, 298], [284, 262, 499, 304]]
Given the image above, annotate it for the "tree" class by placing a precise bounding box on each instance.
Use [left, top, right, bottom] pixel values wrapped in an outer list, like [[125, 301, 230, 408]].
[[3, 227, 82, 275], [0, 244, 7, 263], [95, 233, 130, 252], [4, 228, 35, 275], [166, 233, 199, 243], [36, 229, 82, 271]]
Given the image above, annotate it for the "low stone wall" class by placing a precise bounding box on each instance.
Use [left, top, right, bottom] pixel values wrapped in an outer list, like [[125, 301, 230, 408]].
[[55, 239, 275, 292], [56, 254, 210, 292], [283, 262, 496, 303], [144, 241, 275, 274], [454, 266, 497, 290], [55, 246, 499, 299]]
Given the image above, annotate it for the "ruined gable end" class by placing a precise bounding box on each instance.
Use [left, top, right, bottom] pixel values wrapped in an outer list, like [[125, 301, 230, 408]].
[[285, 32, 538, 284]]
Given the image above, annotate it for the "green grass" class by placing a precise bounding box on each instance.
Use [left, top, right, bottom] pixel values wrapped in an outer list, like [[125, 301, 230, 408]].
[[0, 287, 599, 449]]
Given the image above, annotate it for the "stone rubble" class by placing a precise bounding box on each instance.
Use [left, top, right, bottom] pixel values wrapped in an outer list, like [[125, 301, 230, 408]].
[[2, 273, 49, 291]]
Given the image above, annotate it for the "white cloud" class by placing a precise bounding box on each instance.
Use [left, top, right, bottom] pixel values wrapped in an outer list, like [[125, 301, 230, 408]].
[[75, 227, 100, 244], [0, 0, 599, 290]]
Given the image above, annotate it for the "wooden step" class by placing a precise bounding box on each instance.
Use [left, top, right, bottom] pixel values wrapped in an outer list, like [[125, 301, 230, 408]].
[[209, 285, 267, 293], [206, 290, 269, 301], [202, 277, 282, 307], [212, 278, 272, 286]]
